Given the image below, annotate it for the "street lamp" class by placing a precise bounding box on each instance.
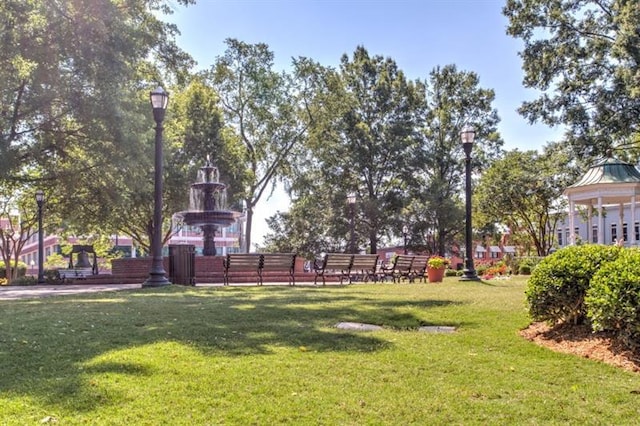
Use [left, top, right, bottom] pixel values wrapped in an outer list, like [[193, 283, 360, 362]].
[[144, 86, 171, 287], [460, 124, 479, 281], [402, 225, 409, 255], [347, 192, 356, 254], [35, 190, 45, 284]]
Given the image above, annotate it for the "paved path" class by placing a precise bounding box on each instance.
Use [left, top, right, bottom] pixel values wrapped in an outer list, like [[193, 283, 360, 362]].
[[0, 284, 142, 300], [0, 280, 348, 300]]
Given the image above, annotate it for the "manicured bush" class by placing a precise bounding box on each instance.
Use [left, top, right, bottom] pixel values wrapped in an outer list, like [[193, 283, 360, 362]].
[[0, 261, 27, 278], [519, 264, 532, 275], [526, 244, 622, 325], [10, 275, 37, 286], [445, 269, 458, 277], [475, 262, 490, 276], [513, 257, 542, 275], [586, 249, 640, 350]]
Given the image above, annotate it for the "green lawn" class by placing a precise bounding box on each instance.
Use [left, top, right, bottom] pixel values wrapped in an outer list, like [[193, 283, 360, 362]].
[[1, 277, 639, 424]]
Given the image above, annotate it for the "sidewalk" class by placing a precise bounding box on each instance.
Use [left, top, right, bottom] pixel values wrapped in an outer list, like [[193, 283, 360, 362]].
[[0, 284, 142, 300]]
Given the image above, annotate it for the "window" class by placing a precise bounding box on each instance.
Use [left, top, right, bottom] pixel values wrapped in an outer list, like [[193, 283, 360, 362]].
[[623, 223, 628, 242], [611, 223, 618, 243], [592, 225, 598, 243], [557, 231, 563, 246], [574, 227, 580, 243], [565, 229, 570, 245], [635, 222, 640, 241]]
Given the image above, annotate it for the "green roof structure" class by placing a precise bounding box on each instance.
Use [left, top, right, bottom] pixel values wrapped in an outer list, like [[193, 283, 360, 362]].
[[568, 157, 640, 188], [564, 156, 640, 245]]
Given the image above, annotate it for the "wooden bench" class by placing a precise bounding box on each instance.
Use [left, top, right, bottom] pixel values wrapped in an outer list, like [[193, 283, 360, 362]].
[[313, 253, 354, 285], [223, 253, 297, 286], [57, 268, 94, 282], [260, 253, 297, 286], [380, 255, 414, 283], [409, 255, 430, 283], [223, 254, 262, 286], [349, 254, 379, 282]]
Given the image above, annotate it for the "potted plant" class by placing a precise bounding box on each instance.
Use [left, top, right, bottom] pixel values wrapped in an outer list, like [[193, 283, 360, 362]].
[[427, 256, 448, 283]]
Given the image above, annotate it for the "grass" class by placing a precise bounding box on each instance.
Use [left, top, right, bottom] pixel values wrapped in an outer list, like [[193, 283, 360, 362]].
[[1, 277, 639, 424]]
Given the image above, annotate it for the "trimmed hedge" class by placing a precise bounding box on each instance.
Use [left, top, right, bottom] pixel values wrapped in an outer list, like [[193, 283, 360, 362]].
[[586, 249, 640, 350], [0, 263, 27, 278], [526, 244, 622, 325]]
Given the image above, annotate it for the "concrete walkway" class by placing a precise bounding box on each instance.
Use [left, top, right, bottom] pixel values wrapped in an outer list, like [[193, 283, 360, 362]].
[[0, 284, 142, 300], [0, 280, 360, 300]]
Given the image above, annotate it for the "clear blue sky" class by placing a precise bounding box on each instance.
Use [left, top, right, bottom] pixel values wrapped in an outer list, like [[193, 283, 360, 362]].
[[166, 0, 562, 246]]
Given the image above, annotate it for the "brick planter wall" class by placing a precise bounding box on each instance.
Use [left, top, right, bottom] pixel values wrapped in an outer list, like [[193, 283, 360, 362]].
[[111, 255, 316, 284]]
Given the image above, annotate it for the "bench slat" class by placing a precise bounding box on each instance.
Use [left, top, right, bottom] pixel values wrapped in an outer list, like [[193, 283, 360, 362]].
[[314, 254, 354, 285], [350, 254, 379, 283], [380, 255, 415, 283], [224, 253, 297, 286]]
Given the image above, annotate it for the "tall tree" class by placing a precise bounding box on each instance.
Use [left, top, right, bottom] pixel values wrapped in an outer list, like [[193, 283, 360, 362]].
[[413, 65, 503, 256], [474, 144, 578, 256], [0, 0, 196, 254], [0, 0, 195, 184], [318, 46, 423, 254], [504, 0, 640, 161], [0, 185, 39, 283], [208, 39, 313, 251]]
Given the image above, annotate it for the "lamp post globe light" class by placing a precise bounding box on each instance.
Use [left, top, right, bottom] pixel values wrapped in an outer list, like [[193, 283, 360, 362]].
[[347, 192, 356, 254], [35, 190, 45, 284], [144, 86, 171, 287], [402, 225, 409, 255], [460, 124, 479, 281]]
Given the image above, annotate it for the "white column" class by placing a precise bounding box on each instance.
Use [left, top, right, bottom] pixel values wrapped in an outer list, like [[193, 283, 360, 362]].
[[569, 200, 576, 245], [586, 206, 593, 243], [619, 202, 625, 245], [598, 197, 604, 244], [632, 196, 637, 246]]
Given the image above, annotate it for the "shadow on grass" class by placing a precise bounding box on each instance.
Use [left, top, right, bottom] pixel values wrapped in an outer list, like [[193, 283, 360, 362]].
[[0, 284, 463, 413]]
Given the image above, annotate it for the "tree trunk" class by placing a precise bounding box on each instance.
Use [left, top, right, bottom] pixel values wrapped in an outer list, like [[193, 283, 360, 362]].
[[244, 200, 254, 253], [369, 230, 377, 254]]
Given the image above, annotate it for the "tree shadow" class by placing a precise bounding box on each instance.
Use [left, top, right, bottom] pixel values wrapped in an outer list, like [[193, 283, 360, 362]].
[[0, 285, 465, 413]]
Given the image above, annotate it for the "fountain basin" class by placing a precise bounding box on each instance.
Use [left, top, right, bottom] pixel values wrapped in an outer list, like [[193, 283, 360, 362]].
[[176, 210, 241, 228]]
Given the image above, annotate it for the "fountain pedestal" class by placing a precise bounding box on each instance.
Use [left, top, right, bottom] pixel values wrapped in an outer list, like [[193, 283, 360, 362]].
[[175, 158, 241, 256]]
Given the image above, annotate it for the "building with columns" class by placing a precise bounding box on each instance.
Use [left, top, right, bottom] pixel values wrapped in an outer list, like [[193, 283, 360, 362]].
[[560, 157, 640, 247]]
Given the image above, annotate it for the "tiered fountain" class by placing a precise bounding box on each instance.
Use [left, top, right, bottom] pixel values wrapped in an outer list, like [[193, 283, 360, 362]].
[[175, 157, 241, 256]]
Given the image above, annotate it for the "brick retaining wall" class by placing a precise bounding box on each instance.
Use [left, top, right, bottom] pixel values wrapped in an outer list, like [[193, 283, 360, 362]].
[[111, 255, 314, 284]]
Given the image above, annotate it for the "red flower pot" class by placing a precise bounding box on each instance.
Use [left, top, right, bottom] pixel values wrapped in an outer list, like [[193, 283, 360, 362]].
[[427, 266, 445, 283]]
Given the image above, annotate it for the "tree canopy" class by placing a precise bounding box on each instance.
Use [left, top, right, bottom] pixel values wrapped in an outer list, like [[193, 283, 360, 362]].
[[504, 0, 640, 161], [208, 39, 316, 252], [474, 143, 579, 256]]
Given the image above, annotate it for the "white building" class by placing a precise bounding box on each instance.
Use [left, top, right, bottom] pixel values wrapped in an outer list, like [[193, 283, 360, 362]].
[[559, 157, 640, 248]]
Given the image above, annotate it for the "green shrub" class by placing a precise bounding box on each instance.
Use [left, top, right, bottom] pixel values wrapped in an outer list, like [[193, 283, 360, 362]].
[[513, 257, 542, 275], [519, 264, 532, 275], [44, 269, 61, 283], [526, 244, 622, 325], [445, 269, 458, 277], [0, 261, 27, 278], [475, 263, 489, 276], [586, 249, 640, 350], [10, 275, 37, 286]]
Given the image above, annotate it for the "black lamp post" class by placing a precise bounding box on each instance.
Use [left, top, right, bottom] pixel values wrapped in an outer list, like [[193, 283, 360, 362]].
[[402, 225, 409, 255], [347, 192, 356, 254], [460, 124, 479, 281], [143, 87, 171, 287], [35, 190, 45, 284]]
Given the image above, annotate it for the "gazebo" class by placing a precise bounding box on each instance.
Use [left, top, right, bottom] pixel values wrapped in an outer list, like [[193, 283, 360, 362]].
[[564, 157, 640, 245]]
